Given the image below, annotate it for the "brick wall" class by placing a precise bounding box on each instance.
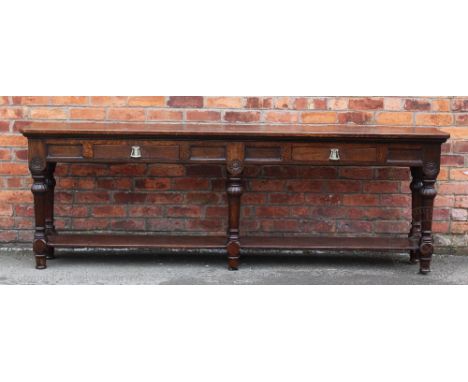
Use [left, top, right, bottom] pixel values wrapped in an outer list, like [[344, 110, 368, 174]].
[[0, 96, 467, 250]]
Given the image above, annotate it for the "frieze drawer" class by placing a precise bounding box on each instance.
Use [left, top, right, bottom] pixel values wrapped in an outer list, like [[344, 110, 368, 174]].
[[93, 143, 180, 161], [291, 143, 380, 164]]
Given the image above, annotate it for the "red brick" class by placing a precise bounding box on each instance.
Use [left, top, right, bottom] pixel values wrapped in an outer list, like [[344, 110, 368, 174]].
[[269, 193, 305, 204], [326, 180, 361, 193], [450, 208, 467, 221], [13, 149, 28, 161], [404, 99, 431, 111], [441, 155, 464, 166], [375, 168, 410, 180], [376, 112, 413, 125], [0, 204, 13, 216], [14, 205, 34, 217], [70, 164, 108, 176], [312, 98, 327, 110], [301, 221, 336, 233], [206, 97, 243, 108], [146, 193, 184, 204], [455, 196, 468, 208], [245, 97, 273, 109], [293, 97, 308, 109], [342, 194, 380, 206], [55, 205, 88, 217], [70, 108, 106, 120], [274, 97, 292, 109], [0, 135, 27, 147], [432, 99, 450, 112], [0, 148, 10, 160], [250, 180, 285, 192], [438, 183, 468, 194], [338, 112, 372, 124], [167, 96, 203, 108], [265, 111, 299, 123], [449, 168, 468, 180], [0, 121, 9, 133], [336, 221, 372, 233], [128, 206, 164, 217], [328, 98, 348, 110], [73, 218, 109, 230], [135, 178, 171, 190], [111, 220, 145, 231], [127, 96, 165, 106], [92, 205, 126, 217], [256, 206, 289, 217], [186, 164, 223, 177], [186, 192, 221, 204], [349, 98, 383, 110], [147, 110, 183, 121], [242, 193, 266, 205], [301, 111, 337, 123], [109, 164, 146, 175], [455, 114, 468, 125], [415, 113, 453, 126], [224, 111, 260, 122], [90, 96, 127, 106], [113, 192, 147, 203], [286, 180, 322, 192], [186, 110, 221, 121], [0, 96, 9, 105], [186, 219, 223, 231], [304, 194, 342, 205], [108, 108, 145, 121], [0, 107, 24, 119], [261, 219, 300, 232], [205, 206, 228, 217], [77, 178, 96, 189], [451, 222, 468, 234], [50, 96, 88, 105], [0, 190, 33, 203], [374, 221, 409, 233], [433, 222, 450, 233], [12, 96, 49, 105], [167, 206, 202, 217], [0, 163, 29, 175], [452, 99, 468, 112], [453, 141, 468, 153], [339, 167, 374, 179], [30, 107, 67, 119], [346, 207, 407, 220], [363, 181, 400, 193], [172, 178, 210, 190], [148, 218, 186, 231], [75, 192, 111, 203], [0, 231, 18, 242], [148, 164, 185, 176]]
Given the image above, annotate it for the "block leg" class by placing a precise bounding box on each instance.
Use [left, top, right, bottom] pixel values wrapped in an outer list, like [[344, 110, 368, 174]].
[[409, 167, 423, 264]]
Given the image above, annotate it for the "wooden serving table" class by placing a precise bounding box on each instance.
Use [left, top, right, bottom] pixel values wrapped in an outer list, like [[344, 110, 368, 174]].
[[20, 122, 449, 274]]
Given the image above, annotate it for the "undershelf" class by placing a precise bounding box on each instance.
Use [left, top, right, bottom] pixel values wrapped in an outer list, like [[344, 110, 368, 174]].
[[48, 233, 416, 251]]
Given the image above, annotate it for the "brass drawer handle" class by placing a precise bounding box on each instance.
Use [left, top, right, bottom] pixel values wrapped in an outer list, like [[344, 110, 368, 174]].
[[130, 146, 142, 158], [329, 148, 340, 161]]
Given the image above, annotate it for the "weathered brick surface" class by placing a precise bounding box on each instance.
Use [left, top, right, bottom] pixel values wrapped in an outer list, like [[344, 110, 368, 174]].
[[0, 96, 466, 248]]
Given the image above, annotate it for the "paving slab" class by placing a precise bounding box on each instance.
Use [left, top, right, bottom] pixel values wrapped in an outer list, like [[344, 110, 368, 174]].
[[1, 246, 468, 284]]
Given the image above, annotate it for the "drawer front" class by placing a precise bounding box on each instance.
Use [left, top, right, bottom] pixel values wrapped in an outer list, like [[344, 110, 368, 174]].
[[291, 144, 379, 164], [93, 143, 179, 161]]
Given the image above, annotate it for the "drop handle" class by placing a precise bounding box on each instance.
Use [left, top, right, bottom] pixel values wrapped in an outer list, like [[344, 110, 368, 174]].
[[130, 146, 142, 158], [329, 148, 340, 161]]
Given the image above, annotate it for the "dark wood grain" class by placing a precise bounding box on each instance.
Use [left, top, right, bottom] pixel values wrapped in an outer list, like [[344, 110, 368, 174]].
[[18, 121, 449, 141], [21, 122, 449, 273], [48, 234, 226, 248]]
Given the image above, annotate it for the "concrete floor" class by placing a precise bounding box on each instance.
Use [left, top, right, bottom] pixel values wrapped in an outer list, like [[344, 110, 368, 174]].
[[1, 246, 468, 284]]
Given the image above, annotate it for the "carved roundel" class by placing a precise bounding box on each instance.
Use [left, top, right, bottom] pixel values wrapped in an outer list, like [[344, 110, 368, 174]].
[[423, 161, 439, 177], [29, 156, 46, 172], [227, 159, 243, 175]]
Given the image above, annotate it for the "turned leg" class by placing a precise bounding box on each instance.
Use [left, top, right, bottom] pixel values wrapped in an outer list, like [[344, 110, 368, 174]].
[[409, 167, 423, 264], [226, 143, 244, 270], [44, 162, 57, 259], [419, 159, 440, 274], [31, 167, 49, 270]]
